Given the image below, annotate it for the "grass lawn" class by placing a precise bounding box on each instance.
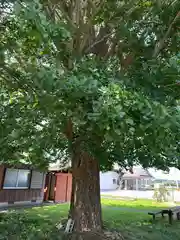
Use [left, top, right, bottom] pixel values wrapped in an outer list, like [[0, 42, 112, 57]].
[[101, 198, 170, 210], [0, 199, 180, 240]]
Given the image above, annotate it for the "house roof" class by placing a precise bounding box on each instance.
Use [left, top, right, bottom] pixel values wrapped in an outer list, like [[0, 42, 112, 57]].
[[121, 166, 180, 181], [147, 167, 180, 181], [122, 167, 150, 179]]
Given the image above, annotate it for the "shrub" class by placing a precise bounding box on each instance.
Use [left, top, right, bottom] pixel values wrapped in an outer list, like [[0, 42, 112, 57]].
[[0, 212, 64, 240]]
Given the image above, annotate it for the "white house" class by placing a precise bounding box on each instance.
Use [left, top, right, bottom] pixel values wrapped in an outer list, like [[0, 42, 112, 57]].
[[100, 167, 180, 191], [100, 171, 119, 190], [121, 167, 152, 190], [120, 167, 180, 190]]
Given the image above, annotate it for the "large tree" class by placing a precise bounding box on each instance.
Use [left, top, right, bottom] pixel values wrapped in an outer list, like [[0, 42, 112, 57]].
[[0, 0, 180, 235]]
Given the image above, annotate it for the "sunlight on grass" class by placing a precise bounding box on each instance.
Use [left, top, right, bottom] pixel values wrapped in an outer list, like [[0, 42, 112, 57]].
[[25, 204, 69, 222], [101, 198, 169, 210]]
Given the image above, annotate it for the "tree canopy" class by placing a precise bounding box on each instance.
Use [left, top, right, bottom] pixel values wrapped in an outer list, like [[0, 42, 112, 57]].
[[1, 0, 180, 234], [0, 0, 179, 170]]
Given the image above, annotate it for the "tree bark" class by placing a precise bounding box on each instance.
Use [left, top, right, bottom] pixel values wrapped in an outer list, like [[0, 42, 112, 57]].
[[69, 149, 102, 233]]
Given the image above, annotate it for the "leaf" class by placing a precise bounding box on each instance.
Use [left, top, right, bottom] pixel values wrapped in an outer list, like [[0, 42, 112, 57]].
[[119, 112, 126, 118], [126, 118, 134, 126]]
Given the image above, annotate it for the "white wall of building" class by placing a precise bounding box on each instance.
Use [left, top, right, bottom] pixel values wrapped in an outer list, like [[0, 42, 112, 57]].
[[100, 171, 119, 190]]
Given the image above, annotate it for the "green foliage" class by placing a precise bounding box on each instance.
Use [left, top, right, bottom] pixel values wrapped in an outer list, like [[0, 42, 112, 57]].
[[0, 0, 179, 170], [0, 212, 64, 240]]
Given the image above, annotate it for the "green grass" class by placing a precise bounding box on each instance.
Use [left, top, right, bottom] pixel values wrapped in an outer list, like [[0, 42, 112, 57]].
[[103, 208, 180, 240], [0, 199, 180, 240], [101, 198, 170, 210]]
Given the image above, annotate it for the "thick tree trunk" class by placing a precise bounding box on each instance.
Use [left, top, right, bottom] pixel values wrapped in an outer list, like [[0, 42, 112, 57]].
[[69, 151, 102, 233]]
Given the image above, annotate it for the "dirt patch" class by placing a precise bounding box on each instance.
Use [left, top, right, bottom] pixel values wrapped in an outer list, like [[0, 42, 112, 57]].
[[62, 231, 124, 240]]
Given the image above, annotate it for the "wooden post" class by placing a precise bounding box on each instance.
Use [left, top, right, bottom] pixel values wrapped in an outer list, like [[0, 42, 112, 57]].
[[168, 210, 173, 224]]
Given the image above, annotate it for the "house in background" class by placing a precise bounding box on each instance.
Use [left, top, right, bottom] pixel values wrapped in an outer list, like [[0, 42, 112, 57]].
[[100, 171, 120, 190], [120, 167, 152, 190], [100, 167, 152, 191], [101, 166, 180, 191], [0, 164, 46, 207]]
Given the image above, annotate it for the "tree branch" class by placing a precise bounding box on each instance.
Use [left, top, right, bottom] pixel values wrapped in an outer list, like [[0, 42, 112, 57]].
[[64, 118, 73, 141], [85, 28, 116, 54], [77, 0, 105, 54], [153, 11, 180, 58]]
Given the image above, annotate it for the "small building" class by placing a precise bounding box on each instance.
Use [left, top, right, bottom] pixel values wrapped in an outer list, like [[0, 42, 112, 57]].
[[0, 164, 46, 207], [121, 167, 152, 190], [121, 167, 180, 190], [44, 162, 72, 203], [100, 171, 120, 190]]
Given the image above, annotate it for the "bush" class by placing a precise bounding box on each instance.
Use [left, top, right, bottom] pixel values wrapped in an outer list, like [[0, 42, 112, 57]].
[[0, 212, 64, 240]]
